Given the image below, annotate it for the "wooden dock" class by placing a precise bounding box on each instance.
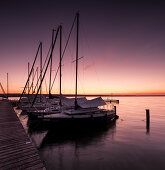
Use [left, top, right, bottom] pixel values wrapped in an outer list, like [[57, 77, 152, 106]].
[[0, 99, 45, 170]]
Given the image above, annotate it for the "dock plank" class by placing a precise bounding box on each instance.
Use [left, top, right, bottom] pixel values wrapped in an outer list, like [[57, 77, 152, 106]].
[[0, 100, 45, 170]]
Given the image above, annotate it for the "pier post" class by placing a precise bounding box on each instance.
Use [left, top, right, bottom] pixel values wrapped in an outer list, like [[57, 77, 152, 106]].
[[114, 106, 116, 115], [146, 109, 150, 133], [114, 106, 119, 119]]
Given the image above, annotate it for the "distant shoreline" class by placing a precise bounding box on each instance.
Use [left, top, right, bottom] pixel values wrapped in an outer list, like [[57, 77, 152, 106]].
[[1, 93, 165, 97]]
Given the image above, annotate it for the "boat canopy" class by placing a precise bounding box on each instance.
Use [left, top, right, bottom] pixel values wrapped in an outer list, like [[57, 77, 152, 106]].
[[61, 96, 87, 107], [78, 97, 106, 109]]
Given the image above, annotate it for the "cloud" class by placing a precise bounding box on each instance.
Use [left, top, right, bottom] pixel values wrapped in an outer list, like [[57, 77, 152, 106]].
[[84, 63, 94, 71]]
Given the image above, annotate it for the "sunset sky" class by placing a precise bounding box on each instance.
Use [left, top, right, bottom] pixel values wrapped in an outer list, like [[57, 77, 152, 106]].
[[0, 0, 165, 95]]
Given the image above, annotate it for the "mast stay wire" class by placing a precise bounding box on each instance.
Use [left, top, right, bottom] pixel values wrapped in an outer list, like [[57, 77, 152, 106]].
[[50, 15, 77, 91], [27, 44, 52, 105], [32, 39, 53, 94], [28, 67, 38, 94], [31, 26, 60, 107], [19, 43, 41, 103]]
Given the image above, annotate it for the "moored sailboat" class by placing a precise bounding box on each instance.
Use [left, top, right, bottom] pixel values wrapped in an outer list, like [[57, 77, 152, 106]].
[[37, 12, 118, 126]]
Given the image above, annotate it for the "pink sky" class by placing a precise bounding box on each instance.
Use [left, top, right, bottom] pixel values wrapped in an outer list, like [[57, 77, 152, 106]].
[[0, 1, 165, 95]]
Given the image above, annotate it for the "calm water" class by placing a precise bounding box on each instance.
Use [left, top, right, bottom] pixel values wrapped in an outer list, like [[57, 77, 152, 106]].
[[15, 96, 165, 170]]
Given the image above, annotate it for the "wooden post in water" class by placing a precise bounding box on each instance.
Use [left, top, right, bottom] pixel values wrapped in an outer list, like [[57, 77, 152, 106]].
[[114, 106, 116, 115], [146, 109, 150, 133], [114, 105, 119, 119]]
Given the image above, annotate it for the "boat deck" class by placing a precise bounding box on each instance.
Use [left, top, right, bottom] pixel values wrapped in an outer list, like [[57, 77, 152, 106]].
[[0, 99, 45, 170]]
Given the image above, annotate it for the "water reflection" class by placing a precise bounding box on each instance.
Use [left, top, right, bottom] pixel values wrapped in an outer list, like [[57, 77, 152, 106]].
[[25, 117, 117, 170], [146, 119, 150, 134], [35, 120, 117, 170], [39, 120, 116, 149], [27, 119, 49, 134]]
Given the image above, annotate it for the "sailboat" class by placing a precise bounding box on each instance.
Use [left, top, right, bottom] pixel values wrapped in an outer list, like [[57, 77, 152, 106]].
[[37, 12, 117, 126], [19, 28, 62, 114]]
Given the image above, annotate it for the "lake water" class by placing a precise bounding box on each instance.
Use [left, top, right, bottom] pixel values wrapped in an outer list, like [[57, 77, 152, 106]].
[[15, 96, 165, 170]]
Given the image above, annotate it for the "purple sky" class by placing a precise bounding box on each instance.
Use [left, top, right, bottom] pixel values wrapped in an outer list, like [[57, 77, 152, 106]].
[[0, 0, 165, 94]]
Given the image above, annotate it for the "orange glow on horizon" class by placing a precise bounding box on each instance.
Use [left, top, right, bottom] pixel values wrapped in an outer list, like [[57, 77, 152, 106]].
[[2, 90, 165, 96]]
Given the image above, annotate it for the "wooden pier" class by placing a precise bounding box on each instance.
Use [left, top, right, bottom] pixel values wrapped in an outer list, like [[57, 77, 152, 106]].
[[0, 99, 45, 170]]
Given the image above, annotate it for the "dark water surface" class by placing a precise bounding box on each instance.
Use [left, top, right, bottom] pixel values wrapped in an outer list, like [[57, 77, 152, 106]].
[[16, 97, 165, 170]]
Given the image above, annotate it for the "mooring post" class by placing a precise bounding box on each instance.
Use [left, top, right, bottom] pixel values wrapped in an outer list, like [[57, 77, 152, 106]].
[[146, 109, 150, 133], [146, 109, 150, 122], [114, 105, 119, 119], [114, 106, 116, 115]]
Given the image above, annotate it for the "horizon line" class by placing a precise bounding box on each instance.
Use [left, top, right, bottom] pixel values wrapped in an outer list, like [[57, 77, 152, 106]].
[[1, 92, 165, 97]]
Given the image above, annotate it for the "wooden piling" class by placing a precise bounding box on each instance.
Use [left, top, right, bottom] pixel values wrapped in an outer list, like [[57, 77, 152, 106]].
[[146, 109, 150, 123], [146, 109, 150, 133], [114, 106, 119, 119], [114, 106, 116, 115]]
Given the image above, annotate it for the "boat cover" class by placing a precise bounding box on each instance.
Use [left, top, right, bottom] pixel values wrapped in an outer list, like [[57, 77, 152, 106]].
[[78, 97, 106, 108], [61, 96, 88, 107]]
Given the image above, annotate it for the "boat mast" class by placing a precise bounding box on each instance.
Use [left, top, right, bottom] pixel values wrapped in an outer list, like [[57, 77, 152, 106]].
[[37, 67, 38, 91], [18, 43, 41, 103], [7, 72, 8, 99], [31, 26, 60, 107], [32, 67, 34, 94], [49, 29, 55, 98], [28, 62, 30, 95], [40, 42, 42, 101], [60, 25, 62, 106], [75, 12, 79, 109], [0, 82, 7, 98]]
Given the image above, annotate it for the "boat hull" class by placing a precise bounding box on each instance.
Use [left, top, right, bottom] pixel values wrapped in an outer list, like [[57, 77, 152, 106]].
[[37, 113, 116, 128]]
